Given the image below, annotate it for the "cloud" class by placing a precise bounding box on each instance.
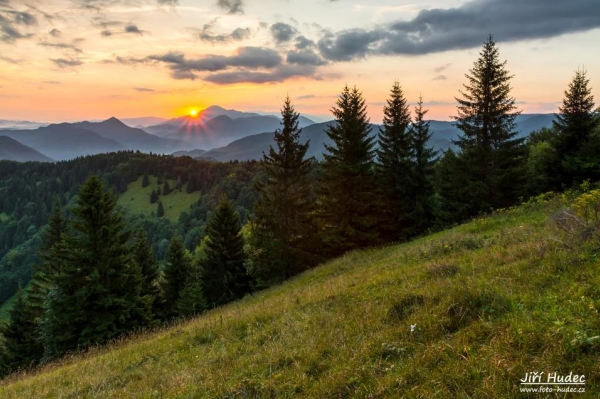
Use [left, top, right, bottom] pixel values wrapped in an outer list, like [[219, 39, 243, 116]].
[[434, 63, 451, 73], [316, 0, 600, 61], [157, 0, 178, 5], [295, 35, 315, 50], [199, 26, 251, 43], [125, 24, 144, 35], [51, 58, 83, 68], [145, 46, 283, 79], [39, 41, 83, 53], [49, 28, 61, 37], [297, 94, 315, 100], [134, 87, 154, 92], [0, 8, 37, 43], [317, 29, 382, 61], [287, 49, 326, 66], [270, 22, 296, 44], [205, 64, 317, 84], [101, 30, 112, 37], [217, 0, 243, 14], [432, 75, 447, 81]]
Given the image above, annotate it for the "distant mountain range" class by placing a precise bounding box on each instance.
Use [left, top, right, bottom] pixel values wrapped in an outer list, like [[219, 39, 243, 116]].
[[0, 136, 54, 162], [196, 114, 556, 162], [0, 109, 556, 163], [144, 105, 315, 148]]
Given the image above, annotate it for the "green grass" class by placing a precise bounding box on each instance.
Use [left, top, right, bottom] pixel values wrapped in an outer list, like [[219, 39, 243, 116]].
[[0, 212, 9, 223], [117, 175, 200, 222], [3, 195, 600, 398]]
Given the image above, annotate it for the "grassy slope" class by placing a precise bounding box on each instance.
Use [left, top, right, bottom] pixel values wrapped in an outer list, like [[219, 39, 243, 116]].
[[117, 175, 200, 222], [2, 196, 600, 398]]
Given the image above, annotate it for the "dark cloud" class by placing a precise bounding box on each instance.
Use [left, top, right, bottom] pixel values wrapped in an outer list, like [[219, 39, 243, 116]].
[[125, 24, 144, 35], [317, 0, 600, 61], [39, 41, 83, 53], [199, 26, 251, 43], [146, 46, 282, 79], [51, 58, 83, 68], [295, 35, 315, 50], [134, 87, 154, 92], [287, 49, 326, 66], [432, 75, 447, 81], [49, 28, 61, 37], [434, 63, 451, 73], [0, 8, 37, 43], [205, 64, 316, 84], [101, 30, 112, 37], [217, 0, 243, 14], [0, 54, 19, 63], [317, 29, 381, 61], [270, 22, 296, 44]]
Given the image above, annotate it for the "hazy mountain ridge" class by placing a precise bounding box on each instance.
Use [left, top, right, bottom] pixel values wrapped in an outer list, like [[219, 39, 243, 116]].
[[0, 136, 54, 162]]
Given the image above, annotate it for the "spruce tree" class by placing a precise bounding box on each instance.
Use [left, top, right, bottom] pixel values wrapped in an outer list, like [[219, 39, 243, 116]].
[[176, 265, 207, 317], [0, 287, 41, 374], [408, 97, 438, 236], [552, 69, 600, 186], [142, 173, 150, 188], [449, 35, 526, 216], [40, 175, 152, 359], [200, 197, 250, 308], [375, 81, 413, 241], [132, 229, 159, 306], [160, 235, 193, 319], [249, 96, 317, 285], [317, 85, 380, 255], [157, 201, 165, 218], [150, 190, 158, 204]]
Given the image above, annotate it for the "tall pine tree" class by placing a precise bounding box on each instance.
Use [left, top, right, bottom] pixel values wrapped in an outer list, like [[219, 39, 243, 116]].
[[375, 81, 413, 241], [160, 235, 194, 319], [447, 35, 526, 217], [249, 96, 318, 285], [40, 175, 152, 360], [317, 85, 381, 255], [408, 96, 438, 236], [552, 68, 600, 186], [132, 229, 160, 315], [200, 196, 250, 308]]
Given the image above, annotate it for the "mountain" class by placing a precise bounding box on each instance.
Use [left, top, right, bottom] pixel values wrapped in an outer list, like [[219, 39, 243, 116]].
[[72, 117, 185, 153], [0, 124, 125, 161], [0, 136, 53, 162], [120, 117, 168, 128], [3, 196, 596, 398], [144, 106, 316, 148], [171, 149, 207, 158], [200, 114, 557, 162], [0, 120, 48, 130]]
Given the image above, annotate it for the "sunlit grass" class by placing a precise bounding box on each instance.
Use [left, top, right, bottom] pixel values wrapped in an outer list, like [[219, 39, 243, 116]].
[[117, 175, 200, 222], [2, 195, 600, 398]]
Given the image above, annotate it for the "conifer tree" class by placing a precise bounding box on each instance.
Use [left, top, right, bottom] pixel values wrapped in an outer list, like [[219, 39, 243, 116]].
[[150, 190, 158, 204], [448, 35, 526, 216], [552, 68, 600, 186], [132, 229, 159, 305], [40, 175, 152, 359], [200, 197, 250, 307], [408, 97, 438, 236], [160, 235, 193, 319], [317, 85, 380, 255], [176, 265, 207, 317], [375, 81, 413, 241], [0, 287, 41, 374], [157, 201, 165, 218], [249, 96, 317, 285], [142, 173, 150, 188]]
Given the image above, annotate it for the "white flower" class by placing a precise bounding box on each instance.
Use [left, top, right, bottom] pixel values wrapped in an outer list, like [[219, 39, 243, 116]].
[[410, 324, 417, 333]]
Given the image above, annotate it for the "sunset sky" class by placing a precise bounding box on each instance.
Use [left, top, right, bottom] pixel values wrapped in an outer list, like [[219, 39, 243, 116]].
[[0, 0, 599, 123]]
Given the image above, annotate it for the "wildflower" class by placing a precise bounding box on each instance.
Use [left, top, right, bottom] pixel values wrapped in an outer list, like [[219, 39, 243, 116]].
[[410, 324, 416, 333]]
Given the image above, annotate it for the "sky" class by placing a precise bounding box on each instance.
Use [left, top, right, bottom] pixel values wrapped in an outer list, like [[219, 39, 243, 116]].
[[0, 0, 599, 123]]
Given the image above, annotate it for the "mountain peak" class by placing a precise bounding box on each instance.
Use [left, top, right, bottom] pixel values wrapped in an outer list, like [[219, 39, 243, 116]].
[[103, 117, 126, 126]]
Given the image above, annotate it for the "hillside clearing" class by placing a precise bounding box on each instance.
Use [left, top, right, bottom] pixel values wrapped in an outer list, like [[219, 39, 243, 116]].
[[2, 194, 599, 398]]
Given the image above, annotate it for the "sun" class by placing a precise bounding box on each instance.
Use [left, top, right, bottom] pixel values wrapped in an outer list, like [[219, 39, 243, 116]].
[[190, 109, 199, 117]]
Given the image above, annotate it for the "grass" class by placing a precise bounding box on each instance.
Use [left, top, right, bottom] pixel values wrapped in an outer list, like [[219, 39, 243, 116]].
[[0, 212, 9, 223], [2, 194, 600, 398], [117, 175, 200, 222]]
